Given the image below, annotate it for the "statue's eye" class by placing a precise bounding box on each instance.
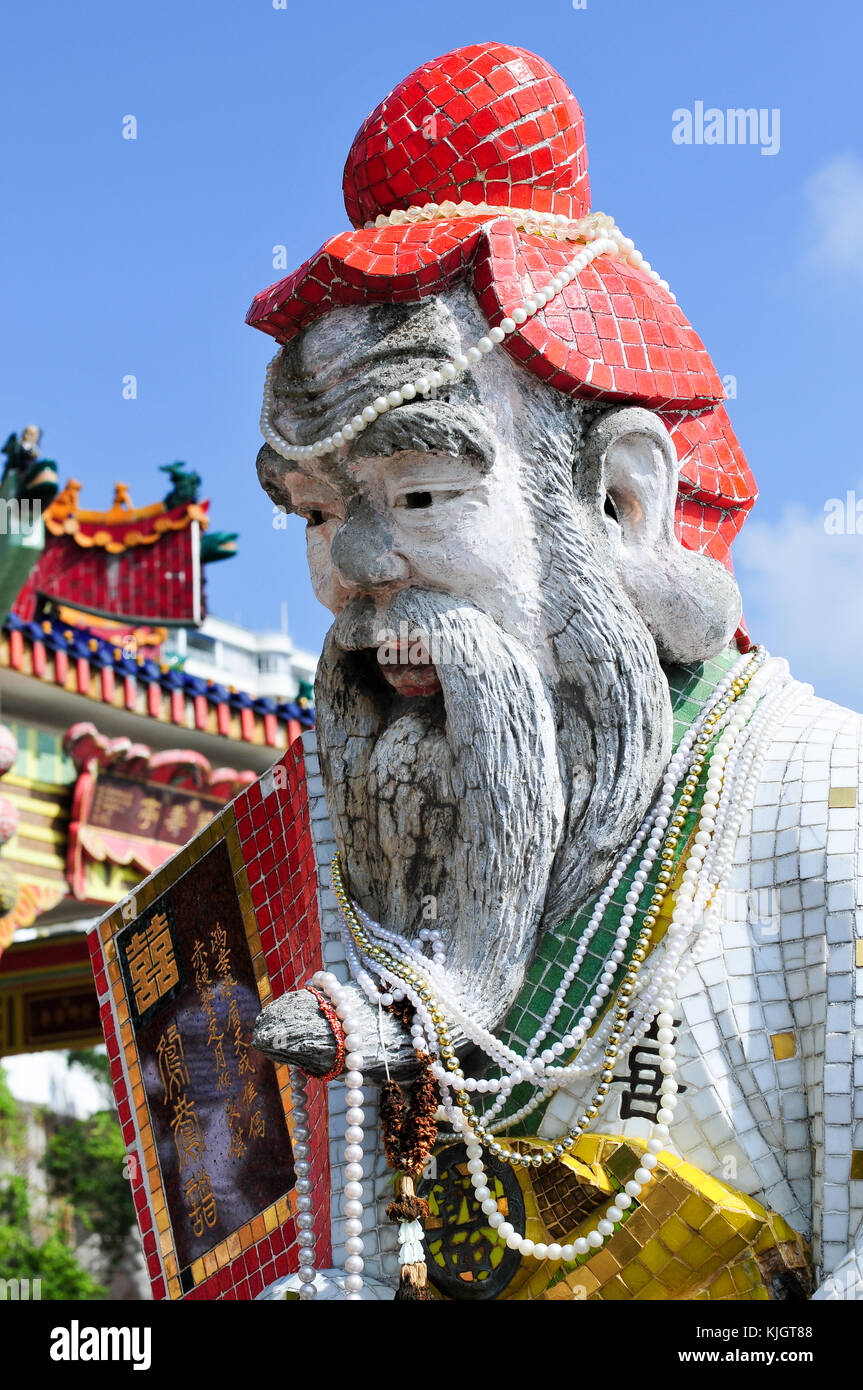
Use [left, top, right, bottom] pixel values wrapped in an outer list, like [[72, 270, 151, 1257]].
[[306, 509, 326, 527], [395, 488, 464, 510], [604, 494, 619, 523]]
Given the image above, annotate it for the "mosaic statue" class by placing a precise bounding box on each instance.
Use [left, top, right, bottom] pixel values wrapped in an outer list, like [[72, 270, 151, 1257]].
[[248, 42, 862, 1301]]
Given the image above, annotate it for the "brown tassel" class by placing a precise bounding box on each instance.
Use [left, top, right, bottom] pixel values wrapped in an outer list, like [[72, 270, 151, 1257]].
[[379, 1041, 441, 1303], [399, 1056, 441, 1180], [392, 1175, 431, 1301], [380, 1079, 405, 1170], [395, 1263, 430, 1300], [386, 1193, 429, 1223]]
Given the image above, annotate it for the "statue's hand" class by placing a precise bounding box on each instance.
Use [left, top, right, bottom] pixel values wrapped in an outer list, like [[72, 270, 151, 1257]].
[[253, 989, 339, 1075], [252, 985, 421, 1083]]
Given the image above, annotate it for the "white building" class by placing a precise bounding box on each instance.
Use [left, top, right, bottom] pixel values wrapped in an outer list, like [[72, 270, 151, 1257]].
[[163, 614, 317, 702]]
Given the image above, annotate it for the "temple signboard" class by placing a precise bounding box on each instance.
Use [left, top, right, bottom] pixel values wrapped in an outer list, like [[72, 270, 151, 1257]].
[[67, 770, 222, 902], [65, 723, 257, 905]]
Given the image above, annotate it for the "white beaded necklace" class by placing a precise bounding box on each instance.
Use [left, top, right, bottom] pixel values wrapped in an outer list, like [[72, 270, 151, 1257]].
[[265, 201, 796, 1296], [365, 202, 671, 294], [289, 650, 812, 1296], [258, 206, 671, 466]]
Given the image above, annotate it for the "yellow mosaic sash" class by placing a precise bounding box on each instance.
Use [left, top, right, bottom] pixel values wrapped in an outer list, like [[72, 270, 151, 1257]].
[[422, 833, 811, 1301], [423, 1134, 812, 1301]]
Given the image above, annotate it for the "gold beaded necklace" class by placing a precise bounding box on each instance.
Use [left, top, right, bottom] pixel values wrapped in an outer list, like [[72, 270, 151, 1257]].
[[332, 650, 763, 1168]]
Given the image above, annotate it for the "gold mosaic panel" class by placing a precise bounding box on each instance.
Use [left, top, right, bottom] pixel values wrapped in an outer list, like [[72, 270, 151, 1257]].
[[531, 1153, 611, 1240], [456, 1133, 815, 1302]]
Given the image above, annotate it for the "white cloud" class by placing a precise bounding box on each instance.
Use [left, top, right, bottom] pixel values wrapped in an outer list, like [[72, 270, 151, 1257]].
[[734, 492, 863, 711], [804, 154, 863, 283]]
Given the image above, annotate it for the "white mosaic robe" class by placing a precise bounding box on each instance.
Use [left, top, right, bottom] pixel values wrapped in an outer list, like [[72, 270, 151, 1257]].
[[301, 681, 863, 1300]]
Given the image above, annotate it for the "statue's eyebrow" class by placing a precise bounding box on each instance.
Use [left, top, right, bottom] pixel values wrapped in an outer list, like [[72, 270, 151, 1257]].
[[346, 404, 496, 473]]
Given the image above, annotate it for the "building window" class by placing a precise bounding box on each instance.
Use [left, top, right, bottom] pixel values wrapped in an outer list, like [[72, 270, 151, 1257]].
[[258, 653, 291, 676]]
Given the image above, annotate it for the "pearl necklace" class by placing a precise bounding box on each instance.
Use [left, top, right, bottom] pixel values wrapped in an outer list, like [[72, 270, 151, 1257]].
[[288, 977, 369, 1300], [322, 652, 811, 1280], [336, 650, 763, 1114], [258, 215, 666, 466], [489, 660, 797, 1122], [591, 668, 807, 1062], [364, 202, 672, 296], [288, 653, 811, 1294]]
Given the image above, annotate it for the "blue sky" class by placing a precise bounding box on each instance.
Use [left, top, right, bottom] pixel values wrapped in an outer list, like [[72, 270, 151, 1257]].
[[2, 0, 862, 702]]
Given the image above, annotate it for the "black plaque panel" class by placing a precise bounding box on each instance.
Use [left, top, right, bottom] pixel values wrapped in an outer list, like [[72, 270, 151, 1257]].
[[115, 838, 294, 1270]]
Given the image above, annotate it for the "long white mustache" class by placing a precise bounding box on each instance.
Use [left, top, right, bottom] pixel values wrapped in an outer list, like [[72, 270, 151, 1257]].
[[316, 560, 672, 1032], [315, 592, 565, 1022]]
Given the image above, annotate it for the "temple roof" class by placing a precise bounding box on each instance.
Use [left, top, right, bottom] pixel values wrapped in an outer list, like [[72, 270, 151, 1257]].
[[2, 612, 315, 748], [44, 480, 209, 554]]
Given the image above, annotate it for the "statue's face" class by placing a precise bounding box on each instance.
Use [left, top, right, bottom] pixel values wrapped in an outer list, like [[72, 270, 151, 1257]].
[[257, 287, 740, 1029], [273, 391, 543, 692]]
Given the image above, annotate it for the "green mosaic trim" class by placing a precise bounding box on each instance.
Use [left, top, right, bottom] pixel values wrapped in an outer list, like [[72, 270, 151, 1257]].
[[479, 644, 744, 1135]]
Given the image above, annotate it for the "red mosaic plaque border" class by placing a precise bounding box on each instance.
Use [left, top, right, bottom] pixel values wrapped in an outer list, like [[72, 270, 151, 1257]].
[[89, 737, 330, 1300]]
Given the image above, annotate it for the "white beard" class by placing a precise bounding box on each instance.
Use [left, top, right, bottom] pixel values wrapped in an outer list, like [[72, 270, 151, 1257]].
[[315, 576, 672, 1029]]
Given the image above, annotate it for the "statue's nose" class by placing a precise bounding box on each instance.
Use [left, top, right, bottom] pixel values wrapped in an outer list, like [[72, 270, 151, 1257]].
[[330, 500, 410, 593]]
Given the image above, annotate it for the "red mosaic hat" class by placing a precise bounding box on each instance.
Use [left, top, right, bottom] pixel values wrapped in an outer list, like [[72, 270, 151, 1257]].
[[247, 41, 756, 637]]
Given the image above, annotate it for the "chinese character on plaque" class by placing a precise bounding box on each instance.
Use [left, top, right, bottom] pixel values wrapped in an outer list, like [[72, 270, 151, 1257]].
[[123, 909, 181, 1019]]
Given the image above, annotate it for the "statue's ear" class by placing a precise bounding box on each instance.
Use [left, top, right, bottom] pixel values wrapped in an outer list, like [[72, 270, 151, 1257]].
[[581, 407, 742, 664], [582, 407, 680, 552]]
